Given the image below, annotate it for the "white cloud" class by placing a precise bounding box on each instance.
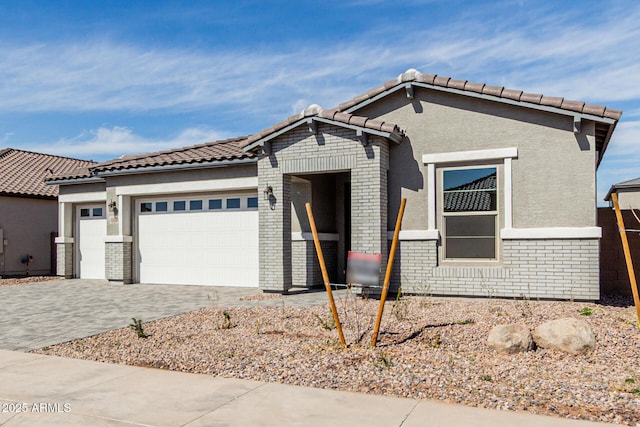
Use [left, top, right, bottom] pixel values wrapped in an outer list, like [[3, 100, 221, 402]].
[[0, 3, 637, 116], [22, 126, 229, 160], [0, 2, 638, 170]]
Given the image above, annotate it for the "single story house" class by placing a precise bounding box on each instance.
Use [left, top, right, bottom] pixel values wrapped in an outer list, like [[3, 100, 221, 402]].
[[0, 148, 94, 276], [47, 69, 622, 300]]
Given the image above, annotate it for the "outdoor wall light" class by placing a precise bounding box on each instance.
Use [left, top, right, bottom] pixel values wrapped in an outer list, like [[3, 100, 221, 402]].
[[108, 200, 117, 212], [263, 184, 273, 200]]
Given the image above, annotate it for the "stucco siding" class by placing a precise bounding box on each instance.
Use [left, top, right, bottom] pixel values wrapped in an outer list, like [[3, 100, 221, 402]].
[[0, 196, 57, 275], [106, 164, 256, 188], [358, 88, 597, 230], [615, 190, 640, 210]]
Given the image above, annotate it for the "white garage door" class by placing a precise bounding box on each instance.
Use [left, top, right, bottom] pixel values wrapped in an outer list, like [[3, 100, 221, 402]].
[[77, 205, 106, 279], [136, 195, 259, 287]]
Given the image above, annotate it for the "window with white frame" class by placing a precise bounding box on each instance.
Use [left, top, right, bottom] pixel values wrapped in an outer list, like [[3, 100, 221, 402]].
[[442, 167, 497, 260], [423, 147, 517, 261]]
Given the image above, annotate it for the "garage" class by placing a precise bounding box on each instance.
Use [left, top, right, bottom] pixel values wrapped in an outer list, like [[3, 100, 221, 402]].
[[76, 205, 106, 279], [136, 194, 259, 287]]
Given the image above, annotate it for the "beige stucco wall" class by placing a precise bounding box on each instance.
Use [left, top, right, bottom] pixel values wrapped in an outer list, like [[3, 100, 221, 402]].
[[615, 189, 640, 210], [0, 196, 57, 275], [58, 181, 106, 196], [105, 164, 256, 188], [357, 88, 597, 230]]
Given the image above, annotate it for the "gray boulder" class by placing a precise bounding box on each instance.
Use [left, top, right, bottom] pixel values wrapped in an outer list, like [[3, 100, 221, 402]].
[[487, 324, 534, 354], [533, 318, 595, 355]]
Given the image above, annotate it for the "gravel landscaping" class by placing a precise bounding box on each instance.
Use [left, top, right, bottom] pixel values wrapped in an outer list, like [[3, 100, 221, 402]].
[[0, 275, 59, 287], [34, 292, 640, 425]]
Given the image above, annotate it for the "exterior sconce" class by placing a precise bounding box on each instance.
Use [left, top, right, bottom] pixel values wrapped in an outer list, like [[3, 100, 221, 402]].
[[108, 200, 117, 212], [263, 184, 273, 200]]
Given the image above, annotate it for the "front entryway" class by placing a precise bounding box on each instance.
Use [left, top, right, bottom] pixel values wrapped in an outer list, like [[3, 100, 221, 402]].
[[290, 172, 350, 287]]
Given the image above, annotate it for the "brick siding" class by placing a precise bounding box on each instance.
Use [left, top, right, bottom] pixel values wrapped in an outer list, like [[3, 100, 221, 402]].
[[390, 238, 599, 300]]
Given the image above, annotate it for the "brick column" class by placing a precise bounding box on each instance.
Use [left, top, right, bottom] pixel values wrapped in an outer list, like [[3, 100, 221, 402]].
[[258, 169, 292, 292], [105, 239, 133, 284], [351, 139, 389, 284], [56, 241, 74, 278]]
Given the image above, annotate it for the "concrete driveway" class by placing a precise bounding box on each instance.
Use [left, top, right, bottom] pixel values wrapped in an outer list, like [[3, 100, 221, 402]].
[[0, 279, 246, 351], [0, 279, 345, 351]]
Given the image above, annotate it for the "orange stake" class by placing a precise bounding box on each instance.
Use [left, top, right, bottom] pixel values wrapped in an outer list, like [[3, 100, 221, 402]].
[[611, 192, 640, 329], [305, 203, 346, 348], [372, 198, 407, 347]]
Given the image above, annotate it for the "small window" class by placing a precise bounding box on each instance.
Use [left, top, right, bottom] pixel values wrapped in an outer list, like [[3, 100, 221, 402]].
[[140, 203, 152, 213], [247, 197, 258, 208], [442, 167, 498, 260], [156, 202, 168, 212], [226, 198, 241, 209], [92, 208, 103, 217], [173, 201, 186, 211], [190, 200, 203, 211], [80, 208, 90, 217], [209, 199, 222, 210]]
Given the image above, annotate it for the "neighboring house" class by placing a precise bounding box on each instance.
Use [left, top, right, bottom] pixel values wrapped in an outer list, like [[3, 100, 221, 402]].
[[0, 148, 94, 276], [600, 178, 640, 296], [605, 178, 640, 210], [46, 69, 622, 300]]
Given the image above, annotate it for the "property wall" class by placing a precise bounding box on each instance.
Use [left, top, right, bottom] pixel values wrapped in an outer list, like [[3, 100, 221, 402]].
[[357, 88, 598, 230], [258, 123, 388, 292], [0, 196, 58, 275], [599, 207, 640, 296]]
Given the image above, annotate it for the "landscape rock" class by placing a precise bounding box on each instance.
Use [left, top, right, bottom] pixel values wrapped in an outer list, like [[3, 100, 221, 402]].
[[487, 324, 534, 353], [533, 317, 595, 355]]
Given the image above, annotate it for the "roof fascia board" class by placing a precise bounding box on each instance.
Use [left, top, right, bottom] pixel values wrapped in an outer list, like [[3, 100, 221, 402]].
[[312, 117, 394, 140], [243, 119, 307, 152], [94, 157, 257, 178], [0, 191, 56, 200], [411, 82, 616, 124], [344, 81, 616, 125], [243, 116, 397, 153], [597, 120, 617, 168], [45, 177, 105, 186]]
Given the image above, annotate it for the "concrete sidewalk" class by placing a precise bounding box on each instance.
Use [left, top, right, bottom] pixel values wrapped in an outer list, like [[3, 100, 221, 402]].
[[0, 350, 607, 427]]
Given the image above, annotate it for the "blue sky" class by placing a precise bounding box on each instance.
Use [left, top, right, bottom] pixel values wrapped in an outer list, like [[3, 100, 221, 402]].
[[0, 0, 638, 204]]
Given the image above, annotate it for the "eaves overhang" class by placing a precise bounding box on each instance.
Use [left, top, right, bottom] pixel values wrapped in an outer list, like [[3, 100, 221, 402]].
[[242, 116, 404, 154]]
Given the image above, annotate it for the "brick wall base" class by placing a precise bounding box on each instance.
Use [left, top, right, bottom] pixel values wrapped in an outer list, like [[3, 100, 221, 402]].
[[389, 238, 599, 300]]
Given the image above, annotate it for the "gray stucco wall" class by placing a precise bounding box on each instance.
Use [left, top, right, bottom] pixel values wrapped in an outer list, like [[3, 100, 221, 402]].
[[0, 196, 57, 275], [105, 164, 256, 188], [358, 88, 597, 230]]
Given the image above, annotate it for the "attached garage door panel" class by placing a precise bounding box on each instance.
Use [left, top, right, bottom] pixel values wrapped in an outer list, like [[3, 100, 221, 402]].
[[77, 207, 106, 280], [138, 208, 258, 287]]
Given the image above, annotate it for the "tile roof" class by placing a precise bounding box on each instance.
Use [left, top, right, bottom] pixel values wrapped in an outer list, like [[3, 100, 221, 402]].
[[444, 172, 497, 212], [0, 148, 95, 198], [336, 69, 623, 121], [241, 105, 405, 149], [47, 136, 256, 181]]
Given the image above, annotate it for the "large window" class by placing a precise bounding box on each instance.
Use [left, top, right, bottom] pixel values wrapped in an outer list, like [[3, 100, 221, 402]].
[[442, 167, 497, 260]]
